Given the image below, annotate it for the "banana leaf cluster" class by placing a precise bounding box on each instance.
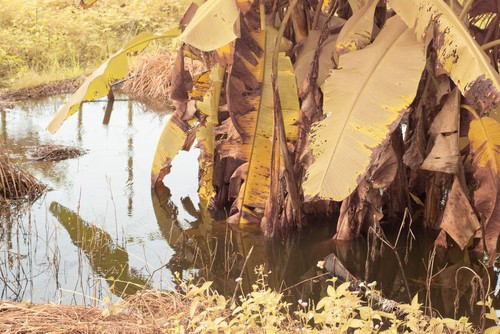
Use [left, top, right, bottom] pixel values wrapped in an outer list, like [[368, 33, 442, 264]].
[[50, 0, 500, 265]]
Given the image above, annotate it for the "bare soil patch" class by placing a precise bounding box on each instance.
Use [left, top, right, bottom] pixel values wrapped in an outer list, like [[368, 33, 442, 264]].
[[0, 77, 84, 102]]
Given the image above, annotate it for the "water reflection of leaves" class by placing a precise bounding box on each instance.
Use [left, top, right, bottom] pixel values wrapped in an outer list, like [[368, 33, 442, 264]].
[[49, 201, 148, 297], [151, 181, 334, 297]]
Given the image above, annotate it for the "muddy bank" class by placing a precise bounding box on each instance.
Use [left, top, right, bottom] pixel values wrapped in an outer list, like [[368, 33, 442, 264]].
[[0, 77, 84, 103]]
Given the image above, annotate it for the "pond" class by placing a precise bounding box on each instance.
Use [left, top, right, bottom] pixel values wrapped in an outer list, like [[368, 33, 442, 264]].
[[0, 95, 498, 324]]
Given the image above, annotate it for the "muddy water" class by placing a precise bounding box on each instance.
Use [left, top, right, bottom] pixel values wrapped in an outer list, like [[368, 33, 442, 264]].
[[0, 96, 498, 323]]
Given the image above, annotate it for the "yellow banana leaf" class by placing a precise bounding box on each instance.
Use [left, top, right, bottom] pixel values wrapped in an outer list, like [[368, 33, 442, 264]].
[[303, 16, 426, 201], [229, 27, 300, 224], [197, 65, 225, 205], [468, 116, 500, 261], [179, 0, 239, 51], [47, 29, 180, 133], [389, 0, 500, 113], [151, 113, 192, 186], [334, 0, 378, 63]]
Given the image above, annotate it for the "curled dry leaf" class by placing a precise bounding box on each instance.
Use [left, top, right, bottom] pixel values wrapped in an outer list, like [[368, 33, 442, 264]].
[[421, 88, 461, 174], [389, 0, 500, 113], [440, 176, 480, 250]]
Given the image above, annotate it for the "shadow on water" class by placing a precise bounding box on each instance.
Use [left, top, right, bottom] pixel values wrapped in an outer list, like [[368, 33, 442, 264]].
[[49, 201, 148, 296]]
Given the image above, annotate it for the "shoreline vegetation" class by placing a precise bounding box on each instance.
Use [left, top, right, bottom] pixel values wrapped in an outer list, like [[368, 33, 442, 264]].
[[1, 0, 499, 333], [1, 268, 496, 334]]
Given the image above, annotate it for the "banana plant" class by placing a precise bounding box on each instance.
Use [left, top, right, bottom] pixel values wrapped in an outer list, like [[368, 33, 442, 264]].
[[49, 0, 500, 265]]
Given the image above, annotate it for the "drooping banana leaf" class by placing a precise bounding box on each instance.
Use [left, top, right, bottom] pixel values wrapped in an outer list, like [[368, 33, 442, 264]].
[[303, 16, 426, 201], [47, 29, 180, 133], [389, 0, 500, 114], [334, 0, 378, 63], [151, 60, 219, 186], [151, 113, 193, 186], [440, 176, 481, 250], [179, 0, 239, 52], [226, 27, 300, 224], [468, 115, 500, 263], [197, 65, 225, 206]]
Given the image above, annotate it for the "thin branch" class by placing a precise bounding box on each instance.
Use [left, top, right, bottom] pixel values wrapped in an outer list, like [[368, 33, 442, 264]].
[[461, 104, 480, 120], [459, 0, 474, 21], [482, 39, 500, 51]]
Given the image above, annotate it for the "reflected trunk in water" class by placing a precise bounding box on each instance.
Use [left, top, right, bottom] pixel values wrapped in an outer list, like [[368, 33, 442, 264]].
[[49, 202, 148, 297]]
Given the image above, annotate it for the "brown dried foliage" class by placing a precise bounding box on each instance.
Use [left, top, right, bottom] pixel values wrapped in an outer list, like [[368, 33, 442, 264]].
[[0, 153, 46, 207], [0, 290, 190, 334]]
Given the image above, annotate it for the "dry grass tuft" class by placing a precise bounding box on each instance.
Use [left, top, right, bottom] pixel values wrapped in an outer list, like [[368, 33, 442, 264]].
[[0, 153, 46, 206], [120, 52, 176, 104], [0, 290, 189, 334]]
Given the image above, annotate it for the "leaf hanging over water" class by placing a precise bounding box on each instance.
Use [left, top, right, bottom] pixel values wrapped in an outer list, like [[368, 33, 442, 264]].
[[389, 0, 500, 113], [196, 65, 225, 206], [47, 29, 180, 133], [179, 0, 239, 51], [151, 113, 192, 185], [226, 27, 300, 224], [468, 115, 500, 262], [303, 16, 426, 201]]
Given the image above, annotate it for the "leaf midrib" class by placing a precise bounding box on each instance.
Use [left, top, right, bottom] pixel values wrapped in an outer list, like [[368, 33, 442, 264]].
[[318, 24, 404, 197]]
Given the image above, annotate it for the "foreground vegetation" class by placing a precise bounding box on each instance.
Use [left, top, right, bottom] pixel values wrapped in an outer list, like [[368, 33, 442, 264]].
[[0, 0, 184, 89], [1, 267, 498, 333]]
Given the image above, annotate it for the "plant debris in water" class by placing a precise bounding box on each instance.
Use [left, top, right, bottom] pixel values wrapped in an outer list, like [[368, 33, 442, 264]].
[[26, 144, 87, 162], [0, 153, 46, 206]]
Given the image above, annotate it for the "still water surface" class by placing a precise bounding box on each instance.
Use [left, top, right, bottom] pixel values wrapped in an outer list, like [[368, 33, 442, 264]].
[[0, 95, 199, 304], [0, 95, 498, 324]]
